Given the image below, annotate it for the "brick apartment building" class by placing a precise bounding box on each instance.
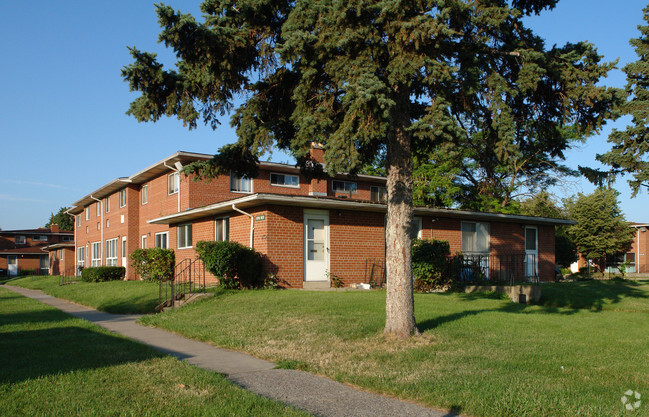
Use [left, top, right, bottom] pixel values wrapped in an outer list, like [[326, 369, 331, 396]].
[[577, 222, 649, 274], [0, 225, 74, 277], [68, 147, 570, 287]]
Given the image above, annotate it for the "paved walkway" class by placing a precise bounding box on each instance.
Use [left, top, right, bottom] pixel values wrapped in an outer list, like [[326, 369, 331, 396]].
[[3, 285, 462, 417]]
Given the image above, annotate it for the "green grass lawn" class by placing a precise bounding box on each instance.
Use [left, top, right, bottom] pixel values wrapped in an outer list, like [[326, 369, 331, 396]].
[[0, 287, 310, 417], [139, 282, 649, 417], [3, 275, 159, 314]]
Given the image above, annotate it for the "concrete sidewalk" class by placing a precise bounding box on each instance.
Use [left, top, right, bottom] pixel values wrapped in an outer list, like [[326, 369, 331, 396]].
[[3, 285, 462, 417]]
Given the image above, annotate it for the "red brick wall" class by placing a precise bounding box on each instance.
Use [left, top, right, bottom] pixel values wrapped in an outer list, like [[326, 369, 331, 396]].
[[628, 227, 649, 273], [49, 247, 75, 276]]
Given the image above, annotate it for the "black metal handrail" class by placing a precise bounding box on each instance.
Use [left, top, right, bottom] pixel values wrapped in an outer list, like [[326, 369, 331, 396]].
[[58, 266, 80, 286], [158, 258, 206, 310]]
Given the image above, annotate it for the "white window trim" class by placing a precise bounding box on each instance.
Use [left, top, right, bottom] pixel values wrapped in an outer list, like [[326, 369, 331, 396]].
[[106, 238, 118, 266], [230, 172, 253, 193], [105, 197, 110, 213], [270, 172, 300, 188], [168, 172, 180, 195], [119, 189, 127, 208], [142, 185, 149, 205], [85, 207, 89, 221], [370, 185, 388, 202], [461, 221, 491, 254], [91, 242, 101, 266], [15, 235, 26, 244], [215, 217, 229, 242], [77, 247, 85, 265], [141, 235, 148, 249], [77, 214, 81, 226], [332, 180, 357, 194], [96, 201, 101, 217], [178, 223, 193, 249], [155, 232, 169, 249]]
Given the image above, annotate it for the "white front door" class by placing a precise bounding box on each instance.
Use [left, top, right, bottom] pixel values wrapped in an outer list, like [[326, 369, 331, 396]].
[[304, 211, 329, 282], [121, 237, 127, 272], [7, 256, 17, 277], [525, 226, 538, 279]]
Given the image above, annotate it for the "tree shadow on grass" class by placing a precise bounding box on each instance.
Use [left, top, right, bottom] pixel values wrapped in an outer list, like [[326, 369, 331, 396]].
[[537, 280, 649, 311], [0, 326, 165, 385]]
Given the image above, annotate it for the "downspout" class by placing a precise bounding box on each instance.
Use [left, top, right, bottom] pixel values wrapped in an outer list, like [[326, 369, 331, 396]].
[[64, 207, 78, 275], [232, 204, 254, 248], [90, 195, 103, 265], [164, 162, 182, 213]]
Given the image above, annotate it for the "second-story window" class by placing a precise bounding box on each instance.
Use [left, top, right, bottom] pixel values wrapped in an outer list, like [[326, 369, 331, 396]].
[[105, 196, 110, 213], [85, 207, 89, 221], [332, 180, 357, 193], [168, 172, 180, 195], [119, 189, 127, 208], [96, 201, 101, 217], [15, 235, 26, 244], [370, 186, 387, 202], [230, 173, 252, 193], [270, 173, 299, 188], [33, 235, 48, 241], [142, 185, 148, 205], [77, 214, 81, 226]]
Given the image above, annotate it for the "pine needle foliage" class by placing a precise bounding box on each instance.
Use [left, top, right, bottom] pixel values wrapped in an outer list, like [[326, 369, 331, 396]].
[[123, 0, 620, 337]]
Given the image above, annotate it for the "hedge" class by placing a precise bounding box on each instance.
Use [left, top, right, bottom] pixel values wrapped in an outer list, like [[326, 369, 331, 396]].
[[81, 266, 126, 283], [129, 248, 175, 281], [195, 241, 263, 289], [412, 239, 451, 292]]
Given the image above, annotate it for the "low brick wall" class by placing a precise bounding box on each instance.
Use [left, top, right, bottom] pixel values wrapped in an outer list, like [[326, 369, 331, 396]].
[[464, 284, 541, 304]]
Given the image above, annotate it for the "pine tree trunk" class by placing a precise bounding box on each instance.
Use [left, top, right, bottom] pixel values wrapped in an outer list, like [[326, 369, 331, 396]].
[[384, 88, 418, 339]]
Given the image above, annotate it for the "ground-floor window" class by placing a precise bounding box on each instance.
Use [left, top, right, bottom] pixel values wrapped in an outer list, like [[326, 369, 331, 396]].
[[215, 218, 229, 241], [141, 235, 147, 249], [155, 232, 168, 249], [77, 247, 85, 267], [91, 242, 101, 266], [178, 224, 192, 249], [106, 238, 118, 266]]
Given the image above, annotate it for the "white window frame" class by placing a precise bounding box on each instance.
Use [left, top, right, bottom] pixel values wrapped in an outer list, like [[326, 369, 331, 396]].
[[91, 242, 101, 266], [412, 217, 423, 239], [85, 207, 89, 221], [155, 232, 169, 249], [77, 214, 81, 226], [77, 247, 85, 266], [270, 172, 299, 188], [215, 217, 229, 242], [461, 221, 491, 254], [168, 172, 180, 195], [119, 189, 127, 208], [142, 185, 148, 205], [105, 196, 110, 213], [106, 238, 118, 266], [332, 180, 357, 194], [39, 254, 49, 273], [106, 219, 110, 228], [178, 224, 192, 249], [230, 172, 252, 193], [15, 235, 26, 244], [141, 235, 147, 249], [96, 201, 101, 217], [370, 186, 387, 202]]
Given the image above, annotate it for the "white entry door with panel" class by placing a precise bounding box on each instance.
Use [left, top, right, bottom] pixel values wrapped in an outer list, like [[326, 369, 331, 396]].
[[304, 210, 329, 282], [525, 226, 538, 279], [7, 256, 17, 277]]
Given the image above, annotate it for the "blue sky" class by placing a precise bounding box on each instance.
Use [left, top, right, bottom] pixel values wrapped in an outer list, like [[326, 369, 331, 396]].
[[0, 1, 647, 230]]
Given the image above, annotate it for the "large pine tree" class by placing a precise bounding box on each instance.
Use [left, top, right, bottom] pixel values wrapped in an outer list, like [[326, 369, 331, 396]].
[[584, 5, 649, 194], [123, 0, 619, 338]]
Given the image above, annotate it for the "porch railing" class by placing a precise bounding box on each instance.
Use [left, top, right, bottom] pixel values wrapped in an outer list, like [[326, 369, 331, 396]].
[[448, 253, 539, 285], [58, 267, 80, 286], [158, 258, 206, 310]]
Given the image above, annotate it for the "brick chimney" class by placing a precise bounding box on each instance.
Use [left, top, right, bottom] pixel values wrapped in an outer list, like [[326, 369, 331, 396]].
[[309, 142, 325, 164], [50, 224, 59, 233]]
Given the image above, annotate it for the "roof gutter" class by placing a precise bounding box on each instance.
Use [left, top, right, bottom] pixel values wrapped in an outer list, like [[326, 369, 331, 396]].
[[232, 204, 254, 249]]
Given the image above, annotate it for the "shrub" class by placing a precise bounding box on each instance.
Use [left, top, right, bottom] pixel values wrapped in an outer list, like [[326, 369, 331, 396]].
[[81, 266, 125, 282], [195, 241, 263, 288], [129, 248, 175, 281], [412, 239, 451, 292]]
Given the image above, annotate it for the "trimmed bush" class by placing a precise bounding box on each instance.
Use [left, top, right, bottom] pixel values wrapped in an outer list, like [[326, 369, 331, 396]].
[[81, 266, 126, 282], [129, 248, 175, 281], [195, 241, 263, 289], [412, 239, 451, 292]]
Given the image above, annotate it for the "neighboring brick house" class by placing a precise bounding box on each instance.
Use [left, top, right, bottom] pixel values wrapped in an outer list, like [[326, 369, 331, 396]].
[[577, 223, 649, 274], [68, 148, 570, 287], [0, 225, 74, 277]]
